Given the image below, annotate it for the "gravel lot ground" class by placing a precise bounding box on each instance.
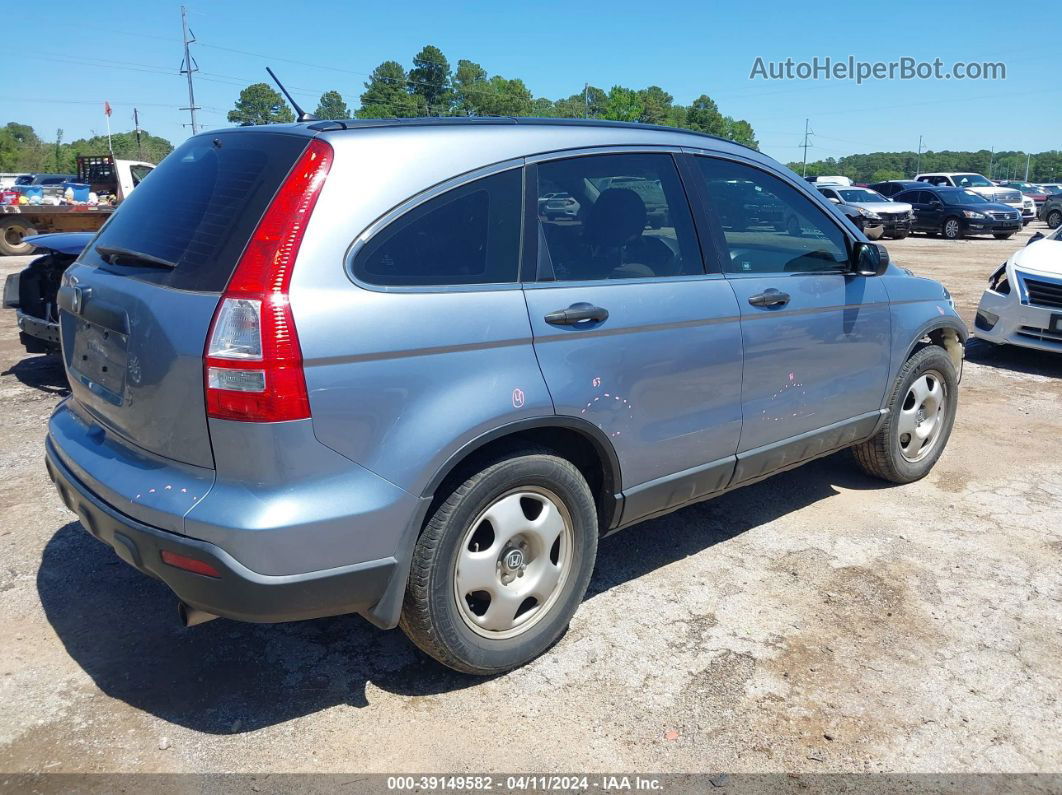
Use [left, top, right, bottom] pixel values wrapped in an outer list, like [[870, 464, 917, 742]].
[[0, 223, 1059, 776]]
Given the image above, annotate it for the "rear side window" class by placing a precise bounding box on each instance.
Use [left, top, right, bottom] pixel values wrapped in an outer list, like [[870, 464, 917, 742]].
[[83, 132, 311, 291], [352, 169, 522, 287]]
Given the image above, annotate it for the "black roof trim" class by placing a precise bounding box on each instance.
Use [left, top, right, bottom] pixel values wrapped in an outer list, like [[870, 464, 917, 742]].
[[306, 116, 753, 152]]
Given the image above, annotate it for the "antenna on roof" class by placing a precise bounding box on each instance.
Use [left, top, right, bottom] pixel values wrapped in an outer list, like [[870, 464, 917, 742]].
[[266, 66, 316, 122]]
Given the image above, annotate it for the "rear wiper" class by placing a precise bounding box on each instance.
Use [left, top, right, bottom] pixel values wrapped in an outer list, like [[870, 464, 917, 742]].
[[96, 245, 178, 270]]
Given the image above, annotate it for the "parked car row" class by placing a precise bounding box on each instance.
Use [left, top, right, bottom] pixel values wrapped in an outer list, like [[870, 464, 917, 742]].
[[810, 171, 1046, 241]]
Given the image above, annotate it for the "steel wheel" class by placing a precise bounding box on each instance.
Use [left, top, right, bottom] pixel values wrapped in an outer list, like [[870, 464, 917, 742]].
[[454, 487, 574, 639], [943, 218, 961, 239], [896, 369, 947, 463]]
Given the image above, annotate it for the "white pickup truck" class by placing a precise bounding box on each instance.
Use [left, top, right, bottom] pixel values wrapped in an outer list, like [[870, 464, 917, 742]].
[[0, 155, 154, 255]]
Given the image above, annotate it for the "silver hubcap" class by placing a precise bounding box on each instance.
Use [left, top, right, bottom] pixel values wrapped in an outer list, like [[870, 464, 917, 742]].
[[897, 370, 947, 463], [454, 488, 573, 639], [945, 219, 959, 237]]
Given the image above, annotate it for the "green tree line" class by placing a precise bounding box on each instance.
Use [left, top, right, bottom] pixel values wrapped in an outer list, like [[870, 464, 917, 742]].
[[225, 44, 759, 149], [792, 149, 1062, 184], [0, 122, 173, 173]]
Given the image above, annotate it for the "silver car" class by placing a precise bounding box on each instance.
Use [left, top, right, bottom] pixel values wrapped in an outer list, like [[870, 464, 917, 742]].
[[44, 118, 966, 674], [816, 185, 913, 239]]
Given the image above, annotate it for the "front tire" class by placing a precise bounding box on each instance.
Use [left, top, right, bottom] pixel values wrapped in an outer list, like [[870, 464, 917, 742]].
[[1047, 209, 1062, 229], [993, 232, 1014, 240], [942, 217, 963, 240], [852, 346, 958, 484], [400, 448, 598, 675]]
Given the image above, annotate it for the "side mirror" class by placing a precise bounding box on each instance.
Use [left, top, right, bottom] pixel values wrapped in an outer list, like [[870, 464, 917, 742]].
[[827, 196, 841, 204], [852, 241, 889, 277], [930, 199, 943, 207]]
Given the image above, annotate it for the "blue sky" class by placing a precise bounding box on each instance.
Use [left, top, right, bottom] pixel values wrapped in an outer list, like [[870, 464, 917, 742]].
[[7, 0, 1058, 165]]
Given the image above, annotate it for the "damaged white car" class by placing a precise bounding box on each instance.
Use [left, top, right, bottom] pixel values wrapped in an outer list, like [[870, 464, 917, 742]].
[[974, 225, 1062, 351]]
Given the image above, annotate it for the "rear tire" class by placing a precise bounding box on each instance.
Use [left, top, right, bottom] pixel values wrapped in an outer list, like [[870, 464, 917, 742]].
[[993, 233, 1014, 240], [852, 346, 958, 484], [889, 231, 910, 239], [400, 448, 598, 675], [942, 217, 963, 240], [0, 218, 37, 256]]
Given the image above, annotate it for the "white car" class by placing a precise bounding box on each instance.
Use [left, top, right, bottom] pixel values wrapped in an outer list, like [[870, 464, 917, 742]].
[[816, 185, 914, 239], [914, 172, 1032, 222], [974, 225, 1062, 352]]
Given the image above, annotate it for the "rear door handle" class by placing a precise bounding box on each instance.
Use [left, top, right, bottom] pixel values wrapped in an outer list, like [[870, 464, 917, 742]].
[[544, 302, 609, 326], [748, 289, 790, 308]]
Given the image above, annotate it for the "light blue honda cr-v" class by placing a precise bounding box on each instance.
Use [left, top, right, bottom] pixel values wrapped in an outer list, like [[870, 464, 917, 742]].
[[45, 118, 966, 673]]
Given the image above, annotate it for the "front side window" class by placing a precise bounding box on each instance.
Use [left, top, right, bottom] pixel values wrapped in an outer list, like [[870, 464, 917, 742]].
[[695, 157, 849, 275], [352, 168, 522, 287], [536, 153, 701, 281]]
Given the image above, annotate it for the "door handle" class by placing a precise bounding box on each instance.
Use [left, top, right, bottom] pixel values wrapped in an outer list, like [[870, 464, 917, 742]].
[[748, 289, 790, 308], [544, 302, 609, 326]]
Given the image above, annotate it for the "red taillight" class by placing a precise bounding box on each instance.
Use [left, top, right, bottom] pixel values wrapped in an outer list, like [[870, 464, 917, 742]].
[[161, 549, 222, 578], [205, 138, 333, 422]]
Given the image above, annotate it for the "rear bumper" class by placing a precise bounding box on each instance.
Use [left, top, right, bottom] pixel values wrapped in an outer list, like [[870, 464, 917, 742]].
[[46, 435, 402, 626]]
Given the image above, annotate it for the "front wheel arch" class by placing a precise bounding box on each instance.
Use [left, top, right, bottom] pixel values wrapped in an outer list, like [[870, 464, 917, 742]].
[[902, 321, 967, 376]]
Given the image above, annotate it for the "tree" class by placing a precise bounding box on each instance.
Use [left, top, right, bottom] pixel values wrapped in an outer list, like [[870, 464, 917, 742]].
[[409, 45, 452, 115], [358, 60, 419, 118], [604, 86, 643, 122], [227, 83, 295, 125], [723, 118, 758, 149], [314, 90, 350, 120], [870, 168, 905, 182], [637, 85, 673, 126], [452, 59, 490, 115], [531, 97, 556, 117], [477, 76, 533, 116], [685, 95, 725, 136]]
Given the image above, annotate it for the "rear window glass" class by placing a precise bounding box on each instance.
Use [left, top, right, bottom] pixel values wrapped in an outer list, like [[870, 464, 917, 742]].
[[83, 132, 309, 291], [351, 169, 522, 287]]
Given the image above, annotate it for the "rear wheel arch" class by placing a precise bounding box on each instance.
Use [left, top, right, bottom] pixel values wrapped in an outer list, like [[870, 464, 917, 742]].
[[421, 418, 623, 533]]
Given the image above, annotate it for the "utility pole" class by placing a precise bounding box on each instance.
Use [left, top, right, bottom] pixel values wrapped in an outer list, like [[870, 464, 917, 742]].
[[915, 135, 923, 177], [1024, 152, 1031, 181], [583, 82, 589, 119], [801, 118, 813, 177], [133, 108, 143, 160], [988, 147, 994, 179], [179, 5, 200, 134]]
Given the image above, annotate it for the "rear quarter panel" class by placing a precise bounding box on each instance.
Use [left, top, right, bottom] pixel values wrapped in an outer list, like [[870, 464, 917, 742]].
[[290, 129, 554, 496]]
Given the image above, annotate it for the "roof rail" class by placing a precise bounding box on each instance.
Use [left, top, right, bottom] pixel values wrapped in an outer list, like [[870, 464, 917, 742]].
[[305, 116, 756, 152]]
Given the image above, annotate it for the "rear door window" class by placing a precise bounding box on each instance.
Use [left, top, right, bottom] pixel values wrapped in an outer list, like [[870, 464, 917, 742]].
[[81, 131, 311, 292], [535, 152, 702, 281]]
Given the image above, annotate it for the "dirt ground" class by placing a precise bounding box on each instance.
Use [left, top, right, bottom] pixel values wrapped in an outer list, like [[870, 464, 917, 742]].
[[0, 223, 1059, 777]]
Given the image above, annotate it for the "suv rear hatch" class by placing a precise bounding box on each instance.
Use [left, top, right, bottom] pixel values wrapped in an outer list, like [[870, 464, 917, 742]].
[[58, 130, 314, 469]]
